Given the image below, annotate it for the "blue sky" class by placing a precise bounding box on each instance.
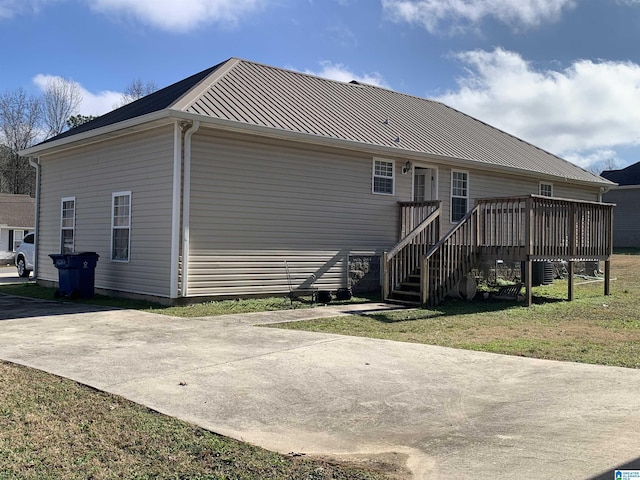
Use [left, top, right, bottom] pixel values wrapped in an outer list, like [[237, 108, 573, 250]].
[[2, 0, 640, 173]]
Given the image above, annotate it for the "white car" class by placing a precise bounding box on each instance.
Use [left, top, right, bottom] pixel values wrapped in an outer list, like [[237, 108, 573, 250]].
[[15, 232, 35, 278]]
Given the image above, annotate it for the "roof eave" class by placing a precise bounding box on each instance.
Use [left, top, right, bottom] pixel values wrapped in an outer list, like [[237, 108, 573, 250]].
[[19, 110, 176, 157], [175, 112, 614, 188]]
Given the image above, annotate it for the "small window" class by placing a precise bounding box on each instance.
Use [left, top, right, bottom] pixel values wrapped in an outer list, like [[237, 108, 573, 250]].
[[111, 192, 131, 262], [451, 170, 469, 222], [372, 159, 395, 195], [12, 230, 25, 251], [60, 197, 75, 253], [539, 182, 553, 197]]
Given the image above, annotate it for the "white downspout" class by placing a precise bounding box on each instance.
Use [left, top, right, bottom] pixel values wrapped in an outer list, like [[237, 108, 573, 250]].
[[28, 157, 40, 278], [180, 120, 200, 298], [169, 122, 183, 299]]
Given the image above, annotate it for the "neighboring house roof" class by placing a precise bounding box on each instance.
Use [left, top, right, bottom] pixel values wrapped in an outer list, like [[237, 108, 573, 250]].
[[0, 194, 35, 228], [24, 57, 612, 186], [601, 161, 640, 186]]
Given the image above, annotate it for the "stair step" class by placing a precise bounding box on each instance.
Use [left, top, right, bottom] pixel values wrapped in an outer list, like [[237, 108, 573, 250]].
[[385, 297, 421, 307], [391, 289, 420, 298]]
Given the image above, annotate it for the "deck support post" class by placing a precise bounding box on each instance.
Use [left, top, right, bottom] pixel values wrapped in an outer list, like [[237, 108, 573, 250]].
[[381, 253, 389, 301], [421, 256, 429, 306], [524, 259, 532, 307], [604, 259, 611, 296], [567, 261, 575, 301]]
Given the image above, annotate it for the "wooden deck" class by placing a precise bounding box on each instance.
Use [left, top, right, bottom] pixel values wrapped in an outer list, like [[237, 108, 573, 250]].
[[383, 195, 615, 307]]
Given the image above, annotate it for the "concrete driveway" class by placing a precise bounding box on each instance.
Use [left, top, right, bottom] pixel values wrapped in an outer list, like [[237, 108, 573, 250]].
[[0, 265, 32, 284], [0, 295, 639, 479]]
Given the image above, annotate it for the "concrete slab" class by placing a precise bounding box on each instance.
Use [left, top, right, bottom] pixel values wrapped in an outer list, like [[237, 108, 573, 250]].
[[0, 265, 32, 285], [0, 296, 639, 479]]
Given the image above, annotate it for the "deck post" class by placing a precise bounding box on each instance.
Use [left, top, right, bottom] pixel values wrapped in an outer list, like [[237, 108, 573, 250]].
[[524, 259, 533, 306], [421, 256, 429, 306], [604, 259, 611, 296], [381, 252, 389, 301], [567, 261, 574, 301]]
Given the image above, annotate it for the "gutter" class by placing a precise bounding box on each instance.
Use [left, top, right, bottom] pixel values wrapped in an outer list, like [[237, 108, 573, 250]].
[[21, 107, 613, 190], [172, 111, 615, 189], [28, 157, 40, 278], [180, 120, 200, 298], [169, 122, 183, 299]]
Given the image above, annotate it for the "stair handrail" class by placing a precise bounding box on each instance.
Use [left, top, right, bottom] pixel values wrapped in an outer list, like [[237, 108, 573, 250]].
[[382, 206, 441, 301], [387, 206, 441, 259], [421, 206, 480, 306], [425, 205, 479, 259]]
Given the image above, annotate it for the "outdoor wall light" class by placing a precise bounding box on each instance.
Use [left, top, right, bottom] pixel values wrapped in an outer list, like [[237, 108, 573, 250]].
[[402, 160, 412, 174]]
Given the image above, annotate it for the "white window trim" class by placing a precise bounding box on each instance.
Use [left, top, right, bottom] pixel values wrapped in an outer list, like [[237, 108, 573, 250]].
[[60, 196, 76, 253], [111, 191, 131, 263], [450, 170, 469, 224], [372, 158, 395, 196], [539, 182, 553, 197], [13, 230, 25, 251]]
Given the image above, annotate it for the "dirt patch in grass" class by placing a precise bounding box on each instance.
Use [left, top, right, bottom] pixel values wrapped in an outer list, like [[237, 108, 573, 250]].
[[0, 362, 391, 480], [274, 254, 640, 369]]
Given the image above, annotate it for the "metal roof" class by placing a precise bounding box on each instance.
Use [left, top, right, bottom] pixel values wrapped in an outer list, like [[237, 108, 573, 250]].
[[30, 57, 611, 186]]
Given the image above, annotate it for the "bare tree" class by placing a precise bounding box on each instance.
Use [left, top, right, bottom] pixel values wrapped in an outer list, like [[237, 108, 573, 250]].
[[66, 114, 98, 130], [117, 78, 157, 107], [42, 77, 82, 137], [0, 88, 41, 195]]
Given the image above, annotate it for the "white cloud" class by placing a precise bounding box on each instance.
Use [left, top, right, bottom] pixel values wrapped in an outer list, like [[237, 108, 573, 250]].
[[89, 0, 266, 33], [382, 0, 577, 33], [0, 0, 61, 19], [435, 48, 640, 170], [304, 61, 390, 88], [33, 74, 122, 116]]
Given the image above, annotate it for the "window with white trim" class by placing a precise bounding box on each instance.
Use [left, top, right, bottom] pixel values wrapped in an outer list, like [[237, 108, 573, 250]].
[[60, 197, 76, 253], [372, 159, 395, 195], [111, 192, 131, 262], [12, 230, 25, 251], [451, 170, 469, 222], [539, 182, 553, 197]]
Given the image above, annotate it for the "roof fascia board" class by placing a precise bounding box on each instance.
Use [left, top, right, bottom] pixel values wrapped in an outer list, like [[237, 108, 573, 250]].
[[19, 110, 174, 157], [173, 111, 613, 188], [609, 184, 639, 190], [170, 58, 242, 112], [19, 103, 613, 189]]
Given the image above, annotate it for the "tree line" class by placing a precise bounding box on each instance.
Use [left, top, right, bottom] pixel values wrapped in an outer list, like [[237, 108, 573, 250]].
[[0, 78, 156, 196]]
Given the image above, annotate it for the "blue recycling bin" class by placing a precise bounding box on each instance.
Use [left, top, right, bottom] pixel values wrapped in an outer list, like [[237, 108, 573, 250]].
[[49, 252, 99, 299]]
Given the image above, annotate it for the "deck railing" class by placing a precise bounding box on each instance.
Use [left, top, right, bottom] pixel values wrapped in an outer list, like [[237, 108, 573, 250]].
[[384, 195, 614, 307], [477, 195, 614, 261], [382, 206, 441, 300], [399, 201, 441, 238], [421, 207, 479, 306]]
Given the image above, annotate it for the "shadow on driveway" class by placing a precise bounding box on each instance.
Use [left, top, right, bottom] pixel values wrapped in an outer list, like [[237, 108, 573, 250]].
[[0, 293, 114, 321]]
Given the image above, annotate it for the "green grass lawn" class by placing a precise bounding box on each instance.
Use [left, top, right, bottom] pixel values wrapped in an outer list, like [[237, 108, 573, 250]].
[[273, 254, 640, 368], [0, 280, 372, 317], [0, 362, 393, 480], [1, 255, 638, 477]]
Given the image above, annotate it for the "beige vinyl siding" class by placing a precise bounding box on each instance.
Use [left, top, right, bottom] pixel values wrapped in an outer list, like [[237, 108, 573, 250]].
[[419, 166, 600, 234], [187, 130, 412, 297], [36, 125, 175, 297]]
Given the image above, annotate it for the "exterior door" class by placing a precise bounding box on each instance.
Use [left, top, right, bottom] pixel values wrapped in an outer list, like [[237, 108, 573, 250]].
[[414, 167, 436, 201]]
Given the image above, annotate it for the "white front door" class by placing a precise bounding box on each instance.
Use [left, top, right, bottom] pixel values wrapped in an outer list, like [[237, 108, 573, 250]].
[[414, 167, 436, 201]]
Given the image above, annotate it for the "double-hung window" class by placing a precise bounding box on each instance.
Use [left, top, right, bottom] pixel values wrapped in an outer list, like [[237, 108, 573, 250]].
[[111, 192, 131, 262], [539, 182, 553, 197], [60, 197, 76, 253], [372, 158, 395, 195], [451, 170, 469, 222]]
